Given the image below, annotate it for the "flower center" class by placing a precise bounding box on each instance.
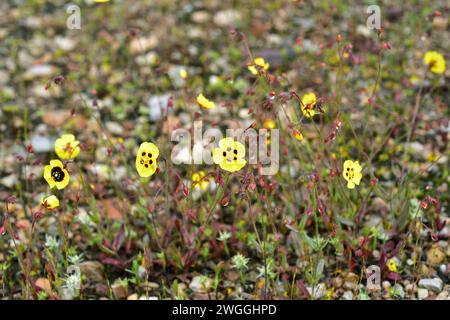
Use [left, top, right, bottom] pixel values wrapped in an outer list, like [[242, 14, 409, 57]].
[[345, 167, 355, 180], [222, 148, 238, 162], [139, 152, 153, 168], [51, 167, 65, 182], [304, 102, 315, 111], [64, 142, 74, 154]]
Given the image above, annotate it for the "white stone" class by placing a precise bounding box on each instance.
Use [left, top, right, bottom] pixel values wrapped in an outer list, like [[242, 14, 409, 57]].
[[31, 135, 54, 152], [417, 288, 429, 299], [307, 283, 326, 299], [54, 36, 76, 51], [189, 276, 213, 293], [148, 94, 170, 121], [23, 64, 55, 80], [213, 10, 241, 27], [418, 278, 443, 293], [342, 291, 353, 300]]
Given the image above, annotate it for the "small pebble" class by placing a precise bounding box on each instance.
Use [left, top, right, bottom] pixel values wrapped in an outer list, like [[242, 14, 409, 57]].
[[417, 288, 429, 300]]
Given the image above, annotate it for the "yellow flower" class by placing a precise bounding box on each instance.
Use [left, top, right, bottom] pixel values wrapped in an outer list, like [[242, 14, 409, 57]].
[[248, 57, 269, 75], [293, 129, 303, 141], [212, 138, 246, 173], [43, 160, 70, 189], [54, 134, 80, 160], [300, 92, 317, 118], [94, 0, 110, 2], [179, 69, 188, 79], [135, 142, 159, 178], [196, 93, 215, 109], [342, 160, 362, 189], [387, 259, 397, 272], [41, 195, 59, 210], [325, 288, 334, 300], [423, 51, 446, 74], [427, 152, 439, 162], [409, 75, 420, 86], [192, 171, 209, 191], [262, 119, 275, 145], [263, 119, 276, 129]]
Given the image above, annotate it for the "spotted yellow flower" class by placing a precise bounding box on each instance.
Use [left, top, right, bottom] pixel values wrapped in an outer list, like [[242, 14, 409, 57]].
[[387, 259, 397, 272], [248, 57, 269, 75], [300, 92, 317, 118], [43, 160, 70, 189], [135, 142, 159, 178], [41, 195, 59, 210], [212, 138, 246, 173], [342, 160, 362, 189], [423, 51, 446, 74], [54, 134, 80, 160], [192, 171, 209, 191], [196, 93, 215, 109], [293, 129, 303, 141]]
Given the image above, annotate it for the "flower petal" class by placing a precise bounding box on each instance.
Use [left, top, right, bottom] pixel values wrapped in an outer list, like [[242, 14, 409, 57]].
[[353, 161, 362, 173], [55, 168, 70, 190], [233, 140, 246, 157], [50, 159, 64, 168], [42, 195, 59, 209], [61, 134, 76, 142], [138, 142, 159, 159], [343, 160, 353, 172], [219, 158, 246, 173], [137, 162, 157, 178], [196, 94, 215, 109], [212, 147, 224, 164], [353, 172, 362, 185], [43, 165, 56, 188], [219, 137, 236, 150]]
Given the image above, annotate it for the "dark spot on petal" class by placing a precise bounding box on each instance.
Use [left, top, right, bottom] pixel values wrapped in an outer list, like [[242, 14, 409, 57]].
[[150, 160, 153, 164], [142, 152, 146, 156], [51, 166, 65, 182], [145, 164, 148, 168], [233, 149, 238, 154], [223, 151, 226, 157]]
